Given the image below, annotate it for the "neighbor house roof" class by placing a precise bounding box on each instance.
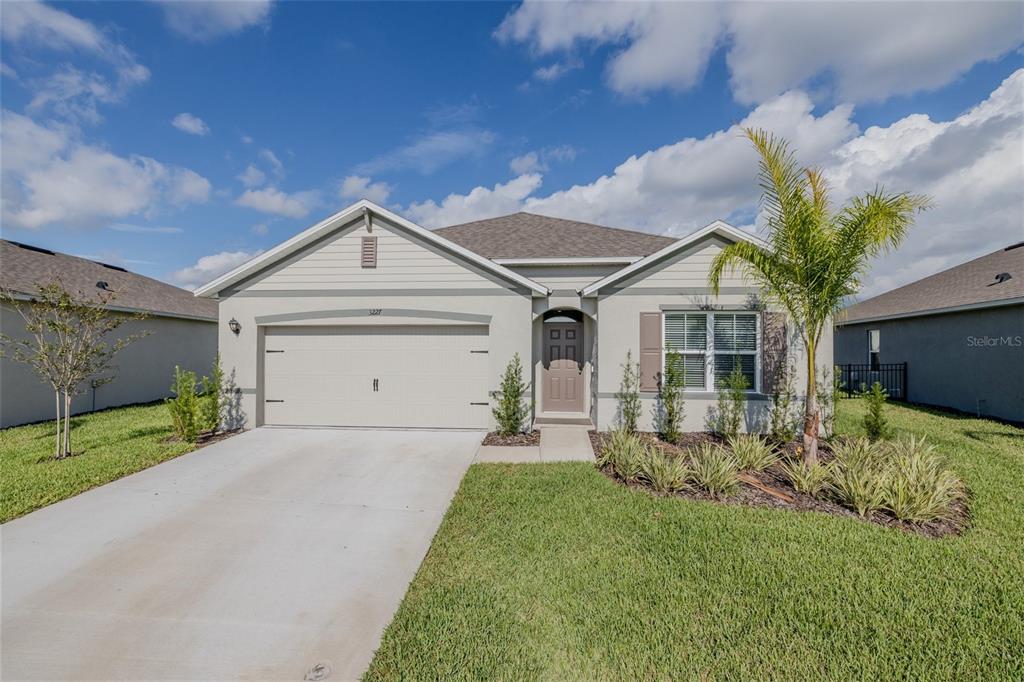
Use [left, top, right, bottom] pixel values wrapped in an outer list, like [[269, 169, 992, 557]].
[[433, 212, 677, 260], [838, 243, 1024, 325], [1, 239, 217, 321]]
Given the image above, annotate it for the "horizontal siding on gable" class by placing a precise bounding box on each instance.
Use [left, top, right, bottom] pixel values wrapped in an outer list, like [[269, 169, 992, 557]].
[[244, 222, 507, 291], [507, 264, 621, 291], [616, 235, 751, 290]]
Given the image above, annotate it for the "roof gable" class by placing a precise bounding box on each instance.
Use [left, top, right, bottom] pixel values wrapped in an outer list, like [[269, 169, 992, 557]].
[[0, 240, 216, 321], [839, 243, 1024, 323], [194, 201, 549, 297], [433, 212, 677, 259], [580, 221, 766, 296]]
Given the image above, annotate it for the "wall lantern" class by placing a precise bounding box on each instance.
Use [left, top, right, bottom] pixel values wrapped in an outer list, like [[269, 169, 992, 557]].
[[228, 318, 241, 335]]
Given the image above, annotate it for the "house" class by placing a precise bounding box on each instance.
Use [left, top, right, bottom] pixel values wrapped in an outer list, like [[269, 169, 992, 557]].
[[195, 200, 831, 432], [0, 240, 218, 428], [835, 243, 1024, 422]]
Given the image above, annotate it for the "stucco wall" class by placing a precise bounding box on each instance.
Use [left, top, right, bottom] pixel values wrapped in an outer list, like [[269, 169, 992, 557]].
[[1, 305, 216, 428], [835, 305, 1023, 422], [592, 235, 833, 433], [216, 216, 533, 430]]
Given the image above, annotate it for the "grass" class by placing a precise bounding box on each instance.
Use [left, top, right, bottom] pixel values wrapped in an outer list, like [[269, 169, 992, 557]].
[[366, 400, 1024, 681], [0, 402, 196, 523]]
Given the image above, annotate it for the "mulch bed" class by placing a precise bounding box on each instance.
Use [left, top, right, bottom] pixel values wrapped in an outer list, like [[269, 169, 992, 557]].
[[589, 431, 967, 539], [482, 430, 541, 446], [162, 429, 240, 448]]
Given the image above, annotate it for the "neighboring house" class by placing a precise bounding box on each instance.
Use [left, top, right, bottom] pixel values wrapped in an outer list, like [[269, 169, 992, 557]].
[[835, 243, 1024, 422], [195, 200, 831, 432], [0, 240, 218, 428]]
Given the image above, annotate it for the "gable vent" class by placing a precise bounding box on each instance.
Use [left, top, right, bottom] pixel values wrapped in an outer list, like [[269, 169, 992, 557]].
[[361, 236, 377, 268]]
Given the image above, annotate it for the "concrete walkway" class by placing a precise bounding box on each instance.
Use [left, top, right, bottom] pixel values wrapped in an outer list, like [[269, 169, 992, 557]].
[[1, 427, 483, 681], [475, 425, 594, 463]]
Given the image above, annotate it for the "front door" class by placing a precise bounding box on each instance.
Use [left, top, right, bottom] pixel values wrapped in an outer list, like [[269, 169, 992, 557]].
[[543, 322, 583, 412]]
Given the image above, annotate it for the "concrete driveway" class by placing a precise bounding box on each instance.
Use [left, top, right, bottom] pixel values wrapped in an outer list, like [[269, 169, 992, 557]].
[[1, 427, 482, 681]]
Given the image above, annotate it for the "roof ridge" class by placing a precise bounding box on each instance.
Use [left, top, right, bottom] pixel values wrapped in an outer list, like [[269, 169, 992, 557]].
[[434, 211, 677, 243]]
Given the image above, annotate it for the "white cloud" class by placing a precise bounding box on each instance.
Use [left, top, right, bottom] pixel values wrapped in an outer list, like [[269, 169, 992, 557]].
[[237, 163, 266, 187], [510, 152, 542, 175], [1, 62, 19, 79], [171, 250, 262, 290], [259, 148, 284, 177], [534, 58, 581, 82], [3, 1, 149, 123], [497, 1, 1023, 103], [251, 223, 269, 235], [240, 134, 253, 144], [235, 186, 317, 218], [1, 109, 211, 229], [171, 112, 210, 136], [402, 69, 1024, 297], [0, 0, 106, 52], [168, 168, 212, 205], [355, 129, 497, 175], [156, 0, 272, 42], [108, 223, 183, 234], [339, 175, 392, 204], [510, 145, 578, 174], [406, 174, 542, 228]]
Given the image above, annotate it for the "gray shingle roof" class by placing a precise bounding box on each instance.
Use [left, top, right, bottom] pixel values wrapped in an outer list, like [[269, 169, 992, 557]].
[[839, 243, 1024, 324], [433, 212, 677, 259], [0, 240, 217, 321]]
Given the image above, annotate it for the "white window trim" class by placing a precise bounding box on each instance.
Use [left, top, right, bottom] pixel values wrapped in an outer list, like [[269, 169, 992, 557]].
[[662, 311, 761, 394]]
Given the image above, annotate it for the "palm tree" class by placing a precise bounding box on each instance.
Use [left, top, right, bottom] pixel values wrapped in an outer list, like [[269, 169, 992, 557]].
[[709, 129, 929, 464]]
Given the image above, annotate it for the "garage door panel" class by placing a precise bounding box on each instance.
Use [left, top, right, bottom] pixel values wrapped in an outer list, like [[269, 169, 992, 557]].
[[263, 325, 489, 428]]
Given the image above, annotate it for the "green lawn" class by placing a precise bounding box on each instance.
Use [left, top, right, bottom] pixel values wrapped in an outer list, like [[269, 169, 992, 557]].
[[0, 402, 196, 522], [366, 401, 1024, 681]]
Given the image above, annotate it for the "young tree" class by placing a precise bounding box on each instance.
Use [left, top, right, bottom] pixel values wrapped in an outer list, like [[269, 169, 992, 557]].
[[655, 349, 686, 443], [0, 281, 148, 458], [493, 353, 528, 436], [709, 129, 928, 463], [616, 350, 642, 432], [716, 360, 748, 440]]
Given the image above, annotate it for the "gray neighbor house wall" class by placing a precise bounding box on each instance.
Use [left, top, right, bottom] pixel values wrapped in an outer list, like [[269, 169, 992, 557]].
[[0, 239, 218, 428], [835, 305, 1023, 422], [835, 244, 1024, 423]]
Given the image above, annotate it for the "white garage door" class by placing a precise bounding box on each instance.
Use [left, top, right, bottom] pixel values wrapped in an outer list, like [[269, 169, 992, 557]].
[[262, 325, 490, 428]]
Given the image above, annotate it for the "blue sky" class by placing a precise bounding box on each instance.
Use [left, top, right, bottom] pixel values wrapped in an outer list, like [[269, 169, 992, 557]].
[[1, 1, 1022, 296]]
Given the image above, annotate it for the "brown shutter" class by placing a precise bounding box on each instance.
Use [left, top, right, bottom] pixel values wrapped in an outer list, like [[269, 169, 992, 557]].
[[361, 236, 377, 268], [639, 312, 662, 392], [761, 311, 788, 394]]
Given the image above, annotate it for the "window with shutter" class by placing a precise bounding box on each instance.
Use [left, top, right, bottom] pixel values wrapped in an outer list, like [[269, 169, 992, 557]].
[[662, 312, 760, 392], [361, 236, 377, 268], [664, 313, 707, 389], [713, 313, 758, 389]]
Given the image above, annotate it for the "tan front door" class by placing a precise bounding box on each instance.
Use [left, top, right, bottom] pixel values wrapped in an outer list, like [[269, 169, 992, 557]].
[[543, 322, 583, 412]]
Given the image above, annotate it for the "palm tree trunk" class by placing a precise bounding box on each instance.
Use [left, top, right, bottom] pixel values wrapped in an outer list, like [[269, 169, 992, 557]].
[[803, 338, 820, 464], [54, 390, 62, 459]]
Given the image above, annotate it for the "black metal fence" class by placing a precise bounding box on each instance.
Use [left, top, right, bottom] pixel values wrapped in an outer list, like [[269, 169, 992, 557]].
[[838, 363, 907, 401]]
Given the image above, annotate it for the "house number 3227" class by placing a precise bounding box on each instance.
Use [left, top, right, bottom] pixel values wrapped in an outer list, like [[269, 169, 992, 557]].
[[368, 309, 382, 316]]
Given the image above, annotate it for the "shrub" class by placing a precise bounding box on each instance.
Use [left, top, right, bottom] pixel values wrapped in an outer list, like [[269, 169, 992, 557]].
[[728, 434, 777, 471], [882, 437, 965, 522], [655, 349, 686, 443], [768, 365, 797, 443], [167, 366, 199, 443], [639, 447, 690, 493], [616, 350, 642, 433], [197, 354, 224, 433], [780, 458, 829, 496], [687, 443, 740, 497], [827, 437, 888, 516], [715, 361, 748, 439], [862, 381, 889, 441], [493, 353, 528, 436], [600, 429, 646, 483]]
